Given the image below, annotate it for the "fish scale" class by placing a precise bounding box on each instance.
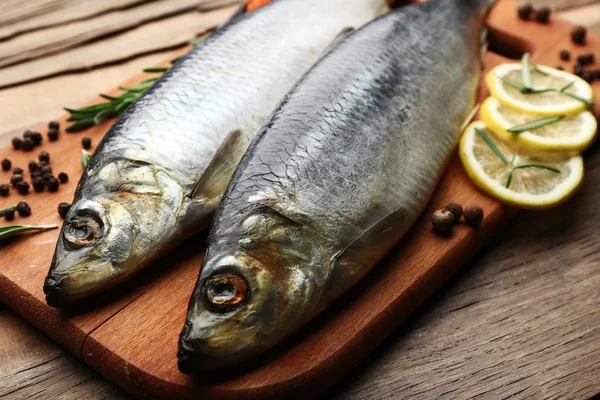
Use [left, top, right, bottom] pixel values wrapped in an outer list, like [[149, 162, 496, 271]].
[[43, 0, 385, 307], [180, 0, 495, 372]]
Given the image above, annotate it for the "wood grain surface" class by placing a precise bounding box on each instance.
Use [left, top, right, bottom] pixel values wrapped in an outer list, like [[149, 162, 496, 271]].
[[1, 0, 600, 399]]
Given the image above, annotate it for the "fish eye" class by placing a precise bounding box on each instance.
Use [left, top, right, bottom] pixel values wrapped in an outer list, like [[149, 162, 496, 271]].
[[202, 272, 249, 312], [63, 216, 102, 249]]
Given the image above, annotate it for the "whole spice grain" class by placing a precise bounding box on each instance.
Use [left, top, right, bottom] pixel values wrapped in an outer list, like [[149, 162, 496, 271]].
[[11, 137, 22, 150], [57, 202, 71, 218], [48, 121, 59, 130], [445, 203, 463, 222], [58, 172, 68, 183], [0, 184, 9, 197], [28, 160, 39, 172], [22, 138, 34, 151], [16, 201, 31, 217], [10, 174, 23, 186], [559, 50, 570, 61], [82, 137, 92, 149], [31, 132, 43, 146], [432, 209, 455, 235], [577, 53, 594, 65], [32, 178, 45, 192], [16, 181, 29, 195], [12, 167, 23, 175], [574, 64, 584, 77], [517, 3, 533, 20], [47, 177, 59, 192], [40, 164, 52, 175], [571, 26, 587, 45], [1, 159, 11, 171], [38, 151, 50, 163], [464, 205, 484, 227], [583, 70, 595, 83], [535, 7, 551, 23], [48, 128, 59, 142], [4, 209, 14, 221]]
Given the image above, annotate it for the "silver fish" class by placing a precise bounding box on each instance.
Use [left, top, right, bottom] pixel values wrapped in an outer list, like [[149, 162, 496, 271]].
[[43, 0, 385, 306], [179, 0, 495, 371]]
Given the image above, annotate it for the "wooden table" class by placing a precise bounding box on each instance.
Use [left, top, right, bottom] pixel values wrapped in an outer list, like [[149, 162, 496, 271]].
[[1, 1, 600, 399]]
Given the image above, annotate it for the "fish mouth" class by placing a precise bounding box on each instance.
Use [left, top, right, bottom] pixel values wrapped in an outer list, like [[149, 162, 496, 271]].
[[44, 259, 116, 307]]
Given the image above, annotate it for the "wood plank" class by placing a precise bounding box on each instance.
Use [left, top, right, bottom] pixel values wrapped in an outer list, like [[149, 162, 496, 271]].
[[0, 5, 235, 89], [327, 148, 600, 399], [557, 3, 600, 34], [523, 0, 599, 11], [0, 48, 187, 146], [0, 0, 237, 68], [0, 0, 147, 41]]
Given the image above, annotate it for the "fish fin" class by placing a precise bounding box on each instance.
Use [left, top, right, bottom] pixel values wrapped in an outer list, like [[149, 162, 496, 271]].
[[321, 27, 355, 56], [331, 209, 410, 276], [189, 129, 249, 200]]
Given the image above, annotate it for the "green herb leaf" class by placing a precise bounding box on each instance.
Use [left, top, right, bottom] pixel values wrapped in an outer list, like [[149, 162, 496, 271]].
[[0, 224, 58, 242], [143, 67, 168, 73], [520, 53, 533, 92], [498, 75, 525, 91], [66, 118, 95, 133], [81, 149, 92, 169], [526, 88, 556, 94], [559, 81, 576, 93], [0, 205, 17, 216], [562, 92, 595, 106], [507, 116, 564, 133], [529, 62, 548, 76], [505, 163, 560, 188], [475, 127, 508, 165]]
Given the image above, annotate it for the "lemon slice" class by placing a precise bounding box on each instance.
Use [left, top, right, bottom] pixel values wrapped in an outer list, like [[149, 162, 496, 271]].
[[486, 63, 594, 116], [480, 97, 598, 152], [460, 121, 584, 209]]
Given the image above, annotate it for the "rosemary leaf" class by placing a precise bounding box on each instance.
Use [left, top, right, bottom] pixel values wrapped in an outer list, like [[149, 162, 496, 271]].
[[475, 127, 508, 165], [93, 108, 117, 125], [81, 149, 92, 169], [0, 225, 58, 242], [520, 53, 533, 92], [498, 75, 525, 91], [513, 164, 561, 173], [505, 169, 515, 188], [100, 94, 119, 101], [559, 81, 576, 93], [0, 205, 17, 216], [562, 92, 594, 106], [507, 116, 563, 133], [526, 88, 556, 94], [67, 118, 95, 133], [143, 67, 169, 73]]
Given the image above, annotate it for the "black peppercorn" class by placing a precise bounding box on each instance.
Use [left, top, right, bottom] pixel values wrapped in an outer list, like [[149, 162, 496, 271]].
[[10, 174, 23, 187], [47, 177, 59, 192], [577, 53, 594, 65], [28, 160, 39, 172], [0, 184, 9, 197], [58, 172, 68, 183], [11, 137, 22, 150], [574, 64, 584, 77], [22, 138, 34, 151], [464, 205, 484, 227], [31, 132, 43, 146], [571, 25, 587, 45], [559, 50, 571, 61], [40, 164, 52, 175], [57, 202, 71, 218], [535, 7, 551, 23], [82, 137, 92, 149], [16, 181, 29, 194], [583, 70, 595, 83], [32, 178, 45, 192], [1, 159, 11, 171], [517, 4, 533, 20], [38, 151, 50, 163], [48, 128, 59, 142], [16, 201, 31, 217], [12, 167, 23, 175], [23, 130, 33, 140], [4, 209, 14, 221], [48, 121, 59, 130]]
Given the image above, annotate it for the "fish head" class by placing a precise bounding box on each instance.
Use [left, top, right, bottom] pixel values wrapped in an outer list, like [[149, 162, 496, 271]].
[[179, 209, 327, 372], [44, 160, 185, 307]]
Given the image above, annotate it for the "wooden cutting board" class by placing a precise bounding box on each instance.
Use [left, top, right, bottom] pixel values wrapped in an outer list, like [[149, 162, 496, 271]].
[[1, 0, 598, 398]]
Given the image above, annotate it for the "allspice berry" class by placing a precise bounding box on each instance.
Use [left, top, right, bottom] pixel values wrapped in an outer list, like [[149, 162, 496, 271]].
[[517, 3, 533, 20], [535, 7, 551, 23], [432, 209, 455, 235], [464, 205, 484, 227], [444, 203, 463, 222]]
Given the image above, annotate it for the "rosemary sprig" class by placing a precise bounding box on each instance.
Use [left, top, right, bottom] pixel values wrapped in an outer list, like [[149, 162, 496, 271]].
[[475, 127, 508, 165], [0, 224, 58, 242], [521, 53, 533, 93], [505, 164, 560, 188], [497, 75, 594, 106], [81, 149, 92, 169], [65, 37, 206, 133], [559, 81, 576, 93], [507, 115, 564, 133], [0, 205, 17, 216]]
